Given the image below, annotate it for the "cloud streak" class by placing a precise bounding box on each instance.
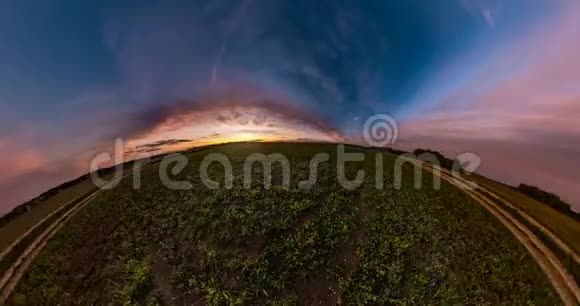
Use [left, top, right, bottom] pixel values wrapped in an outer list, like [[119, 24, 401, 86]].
[[400, 2, 580, 210]]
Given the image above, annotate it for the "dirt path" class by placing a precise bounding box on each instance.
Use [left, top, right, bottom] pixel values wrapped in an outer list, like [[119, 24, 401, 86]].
[[0, 189, 96, 263], [422, 165, 580, 306], [0, 175, 129, 305], [477, 186, 580, 264]]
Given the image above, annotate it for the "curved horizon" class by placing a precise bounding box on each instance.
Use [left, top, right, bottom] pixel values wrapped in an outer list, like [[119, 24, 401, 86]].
[[1, 0, 579, 212]]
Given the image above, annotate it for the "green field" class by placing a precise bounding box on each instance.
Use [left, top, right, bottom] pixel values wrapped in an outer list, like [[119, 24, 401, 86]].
[[470, 174, 580, 255], [469, 173, 580, 284], [8, 143, 559, 305]]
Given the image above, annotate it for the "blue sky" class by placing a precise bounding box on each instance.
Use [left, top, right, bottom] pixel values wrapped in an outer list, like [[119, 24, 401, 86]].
[[0, 0, 502, 124], [0, 1, 550, 118]]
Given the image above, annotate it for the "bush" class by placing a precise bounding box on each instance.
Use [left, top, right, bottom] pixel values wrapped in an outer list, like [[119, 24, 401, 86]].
[[412, 149, 463, 172], [515, 184, 579, 220]]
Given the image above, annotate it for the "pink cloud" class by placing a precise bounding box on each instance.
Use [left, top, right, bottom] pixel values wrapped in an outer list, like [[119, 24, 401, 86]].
[[0, 126, 104, 214], [400, 2, 580, 210], [0, 137, 46, 184]]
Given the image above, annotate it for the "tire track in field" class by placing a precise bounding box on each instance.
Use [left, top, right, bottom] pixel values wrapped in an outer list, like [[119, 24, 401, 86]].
[[0, 174, 130, 305], [0, 189, 96, 264], [422, 165, 580, 306], [476, 185, 580, 265]]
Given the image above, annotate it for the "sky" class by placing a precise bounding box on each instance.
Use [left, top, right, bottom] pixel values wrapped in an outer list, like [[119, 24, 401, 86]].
[[0, 0, 579, 213]]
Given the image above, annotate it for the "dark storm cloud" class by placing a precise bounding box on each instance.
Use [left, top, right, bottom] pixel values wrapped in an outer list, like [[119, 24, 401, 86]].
[[290, 137, 333, 143], [124, 147, 162, 154], [135, 139, 193, 150], [195, 133, 223, 141], [236, 129, 280, 135], [124, 139, 193, 154]]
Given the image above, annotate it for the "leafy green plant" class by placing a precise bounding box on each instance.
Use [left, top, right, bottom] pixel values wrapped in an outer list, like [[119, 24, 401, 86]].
[[111, 259, 152, 305]]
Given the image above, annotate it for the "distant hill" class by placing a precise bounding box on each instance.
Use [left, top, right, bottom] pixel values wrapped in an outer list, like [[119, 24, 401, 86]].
[[516, 184, 579, 221]]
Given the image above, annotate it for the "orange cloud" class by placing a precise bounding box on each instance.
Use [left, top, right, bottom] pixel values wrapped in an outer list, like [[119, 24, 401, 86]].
[[123, 103, 342, 159], [110, 87, 343, 158]]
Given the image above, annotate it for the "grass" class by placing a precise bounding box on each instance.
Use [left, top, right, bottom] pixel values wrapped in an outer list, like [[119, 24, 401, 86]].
[[478, 188, 580, 284], [0, 179, 97, 254], [0, 188, 97, 275], [111, 259, 154, 305], [469, 173, 580, 255], [8, 143, 561, 304]]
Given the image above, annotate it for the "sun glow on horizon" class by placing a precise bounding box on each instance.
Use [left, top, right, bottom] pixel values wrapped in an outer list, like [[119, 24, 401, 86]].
[[124, 124, 329, 159]]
